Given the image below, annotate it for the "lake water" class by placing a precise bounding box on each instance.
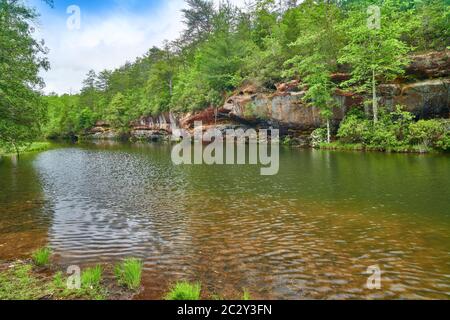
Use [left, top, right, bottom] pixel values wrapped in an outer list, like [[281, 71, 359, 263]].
[[0, 142, 449, 299]]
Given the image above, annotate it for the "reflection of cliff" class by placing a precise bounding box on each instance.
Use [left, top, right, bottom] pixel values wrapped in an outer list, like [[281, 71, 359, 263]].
[[0, 154, 51, 260], [89, 50, 449, 141]]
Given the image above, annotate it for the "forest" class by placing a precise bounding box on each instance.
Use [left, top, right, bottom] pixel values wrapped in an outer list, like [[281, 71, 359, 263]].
[[1, 0, 449, 153]]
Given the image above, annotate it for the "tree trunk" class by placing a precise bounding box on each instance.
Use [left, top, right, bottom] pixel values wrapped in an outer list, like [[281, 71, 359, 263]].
[[372, 68, 378, 124], [327, 118, 331, 144], [12, 142, 20, 158]]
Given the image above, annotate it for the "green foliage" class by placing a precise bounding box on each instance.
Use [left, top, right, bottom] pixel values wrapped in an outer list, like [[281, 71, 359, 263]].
[[32, 247, 51, 267], [337, 114, 373, 144], [43, 94, 86, 139], [171, 65, 210, 112], [106, 93, 133, 133], [338, 0, 415, 123], [165, 281, 201, 300], [436, 131, 450, 151], [0, 0, 50, 153], [409, 119, 449, 150], [144, 45, 179, 115], [336, 107, 449, 152], [0, 142, 51, 156], [114, 258, 143, 290], [81, 265, 103, 289], [311, 128, 329, 148], [194, 11, 255, 103], [413, 0, 450, 51]]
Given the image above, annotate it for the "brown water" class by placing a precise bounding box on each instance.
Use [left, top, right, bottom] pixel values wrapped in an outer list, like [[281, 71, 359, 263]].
[[0, 142, 449, 299]]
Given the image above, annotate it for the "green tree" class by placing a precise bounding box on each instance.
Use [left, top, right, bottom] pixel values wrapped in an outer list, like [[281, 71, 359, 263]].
[[338, 0, 414, 123], [181, 0, 215, 45], [144, 44, 179, 115], [195, 4, 254, 102], [284, 0, 343, 142], [107, 92, 131, 133], [0, 0, 51, 155]]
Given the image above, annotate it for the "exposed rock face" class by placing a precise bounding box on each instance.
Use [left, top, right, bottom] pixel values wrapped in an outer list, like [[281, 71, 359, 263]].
[[222, 86, 362, 135], [133, 112, 179, 132], [379, 79, 450, 118], [88, 121, 119, 140], [406, 50, 450, 79]]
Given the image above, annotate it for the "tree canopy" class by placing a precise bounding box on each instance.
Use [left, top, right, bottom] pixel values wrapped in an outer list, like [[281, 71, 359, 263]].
[[0, 0, 51, 154]]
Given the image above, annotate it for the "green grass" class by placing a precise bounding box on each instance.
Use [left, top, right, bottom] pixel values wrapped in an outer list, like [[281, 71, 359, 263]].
[[0, 142, 52, 156], [318, 142, 435, 154], [81, 265, 103, 289], [165, 281, 202, 300], [52, 269, 106, 300], [53, 272, 65, 288], [0, 263, 105, 300], [242, 289, 251, 301], [319, 142, 365, 151], [32, 247, 52, 267], [114, 258, 143, 290], [0, 264, 50, 300]]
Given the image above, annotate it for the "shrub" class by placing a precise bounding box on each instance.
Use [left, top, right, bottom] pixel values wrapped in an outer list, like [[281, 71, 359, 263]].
[[335, 107, 450, 152], [337, 114, 372, 144], [165, 281, 201, 300], [32, 247, 51, 267], [436, 131, 450, 151], [81, 265, 103, 289], [388, 107, 415, 140], [369, 123, 401, 150], [408, 119, 446, 149], [115, 258, 143, 290]]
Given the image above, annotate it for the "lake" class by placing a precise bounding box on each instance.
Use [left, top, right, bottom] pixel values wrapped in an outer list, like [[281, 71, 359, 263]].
[[0, 142, 449, 299]]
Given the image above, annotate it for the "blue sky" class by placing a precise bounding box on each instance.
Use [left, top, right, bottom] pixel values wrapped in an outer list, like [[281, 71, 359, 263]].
[[33, 0, 164, 16], [28, 0, 247, 94]]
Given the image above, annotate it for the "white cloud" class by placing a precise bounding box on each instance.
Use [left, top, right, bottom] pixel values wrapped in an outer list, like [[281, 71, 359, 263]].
[[37, 0, 249, 94], [36, 0, 187, 94]]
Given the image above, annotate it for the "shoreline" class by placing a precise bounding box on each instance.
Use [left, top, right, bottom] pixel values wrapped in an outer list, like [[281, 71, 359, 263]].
[[315, 142, 447, 154], [0, 142, 52, 157]]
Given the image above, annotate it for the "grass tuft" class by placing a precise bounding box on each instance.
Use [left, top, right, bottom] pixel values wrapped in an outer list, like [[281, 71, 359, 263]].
[[32, 247, 52, 267], [242, 289, 251, 300], [81, 265, 103, 289], [114, 258, 143, 290], [165, 281, 201, 300]]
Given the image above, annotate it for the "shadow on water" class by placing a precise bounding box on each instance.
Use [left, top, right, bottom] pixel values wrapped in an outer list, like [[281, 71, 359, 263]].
[[0, 153, 52, 259], [1, 142, 449, 299]]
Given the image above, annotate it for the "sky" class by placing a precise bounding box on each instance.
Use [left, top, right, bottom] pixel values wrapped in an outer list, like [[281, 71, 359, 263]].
[[29, 0, 247, 94]]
